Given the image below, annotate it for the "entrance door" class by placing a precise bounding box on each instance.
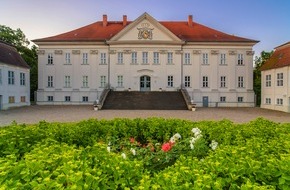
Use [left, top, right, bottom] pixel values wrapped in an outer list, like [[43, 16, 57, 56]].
[[202, 96, 209, 107], [140, 76, 151, 91]]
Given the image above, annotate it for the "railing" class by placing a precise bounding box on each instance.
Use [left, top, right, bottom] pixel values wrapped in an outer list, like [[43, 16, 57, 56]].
[[93, 84, 111, 110], [180, 84, 196, 111]]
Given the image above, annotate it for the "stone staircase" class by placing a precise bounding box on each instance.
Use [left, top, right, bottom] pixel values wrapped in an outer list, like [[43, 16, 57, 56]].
[[102, 91, 187, 110]]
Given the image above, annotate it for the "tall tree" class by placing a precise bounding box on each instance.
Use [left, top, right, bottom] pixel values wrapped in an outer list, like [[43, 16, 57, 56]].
[[253, 51, 273, 106], [0, 25, 38, 102]]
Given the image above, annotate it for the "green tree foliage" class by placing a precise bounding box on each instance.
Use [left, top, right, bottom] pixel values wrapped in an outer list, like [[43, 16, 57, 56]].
[[0, 25, 38, 102], [253, 51, 273, 106]]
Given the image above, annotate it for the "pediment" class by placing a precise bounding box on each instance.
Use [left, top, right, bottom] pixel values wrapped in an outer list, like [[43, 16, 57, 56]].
[[108, 12, 183, 44]]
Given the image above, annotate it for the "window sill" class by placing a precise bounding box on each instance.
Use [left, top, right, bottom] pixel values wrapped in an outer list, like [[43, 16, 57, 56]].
[[219, 64, 228, 66], [81, 64, 89, 65]]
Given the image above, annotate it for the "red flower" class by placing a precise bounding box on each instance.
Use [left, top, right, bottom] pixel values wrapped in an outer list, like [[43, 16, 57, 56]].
[[130, 137, 135, 143], [162, 142, 173, 152]]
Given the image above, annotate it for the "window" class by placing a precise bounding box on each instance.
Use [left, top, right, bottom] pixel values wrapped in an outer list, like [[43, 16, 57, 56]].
[[202, 76, 209, 87], [82, 96, 88, 102], [277, 73, 283, 86], [220, 53, 226, 65], [142, 52, 148, 64], [202, 53, 208, 65], [238, 76, 244, 88], [266, 74, 271, 87], [153, 52, 159, 64], [48, 53, 53, 64], [101, 76, 106, 87], [0, 69, 2, 85], [100, 53, 106, 64], [118, 52, 123, 64], [220, 97, 226, 102], [238, 97, 244, 102], [65, 53, 71, 64], [47, 96, 53, 102], [21, 96, 26, 102], [48, 76, 53, 87], [168, 75, 173, 87], [20, 73, 25, 86], [65, 96, 71, 102], [9, 96, 15, 103], [82, 76, 88, 87], [167, 52, 173, 64], [117, 75, 123, 87], [132, 52, 137, 64], [265, 98, 271, 104], [238, 54, 244, 65], [64, 76, 71, 88], [185, 76, 190, 87], [83, 53, 88, 64], [220, 76, 226, 88], [184, 53, 190, 65], [276, 98, 283, 105], [8, 71, 15, 85]]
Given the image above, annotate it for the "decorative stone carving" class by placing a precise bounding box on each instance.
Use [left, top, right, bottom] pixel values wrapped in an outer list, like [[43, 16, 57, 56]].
[[90, 50, 98, 54], [159, 50, 168, 54], [192, 50, 201, 54], [246, 51, 255, 55], [54, 50, 63, 55], [72, 50, 80, 54], [228, 50, 237, 55], [175, 50, 183, 54], [211, 50, 219, 55], [109, 50, 116, 54], [123, 50, 132, 54], [37, 50, 45, 55]]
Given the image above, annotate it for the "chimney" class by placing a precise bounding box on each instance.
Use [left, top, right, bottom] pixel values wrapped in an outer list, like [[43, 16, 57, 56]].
[[123, 15, 127, 26], [188, 15, 193, 27], [103, 14, 107, 27]]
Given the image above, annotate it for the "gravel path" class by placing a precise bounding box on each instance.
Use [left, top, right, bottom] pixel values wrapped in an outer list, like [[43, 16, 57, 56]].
[[0, 105, 290, 126]]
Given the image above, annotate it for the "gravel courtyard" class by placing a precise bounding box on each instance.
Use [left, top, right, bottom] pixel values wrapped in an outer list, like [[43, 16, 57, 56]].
[[0, 105, 290, 126]]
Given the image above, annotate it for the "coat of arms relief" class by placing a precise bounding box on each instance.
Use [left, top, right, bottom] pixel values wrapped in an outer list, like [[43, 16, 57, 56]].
[[137, 23, 154, 40]]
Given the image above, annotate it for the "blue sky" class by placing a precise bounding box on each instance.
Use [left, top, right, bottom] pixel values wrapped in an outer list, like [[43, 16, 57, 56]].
[[1, 0, 290, 57]]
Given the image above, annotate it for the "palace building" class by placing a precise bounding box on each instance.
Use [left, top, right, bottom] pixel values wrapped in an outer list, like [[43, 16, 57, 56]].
[[33, 13, 258, 108]]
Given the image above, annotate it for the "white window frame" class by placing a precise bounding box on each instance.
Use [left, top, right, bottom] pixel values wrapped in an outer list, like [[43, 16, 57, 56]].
[[238, 97, 244, 102], [238, 54, 244, 65], [277, 73, 283, 86], [276, 98, 283, 105], [266, 74, 271, 87], [48, 53, 53, 65], [0, 69, 2, 85], [8, 71, 15, 85], [220, 76, 226, 88], [142, 52, 148, 64], [65, 96, 71, 102], [167, 52, 173, 64], [185, 76, 190, 87], [202, 53, 209, 65], [220, 96, 226, 102], [82, 76, 88, 88], [47, 96, 54, 102], [131, 52, 137, 64], [202, 76, 209, 88], [220, 53, 226, 65], [153, 52, 159, 64], [100, 53, 106, 64], [64, 76, 71, 88], [117, 75, 123, 87], [82, 96, 88, 102], [168, 75, 173, 87], [101, 76, 106, 88], [82, 53, 88, 64], [20, 72, 25, 86], [265, 98, 271, 104], [48, 76, 53, 87], [118, 52, 123, 64], [65, 53, 71, 64], [238, 76, 244, 88], [184, 53, 190, 65]]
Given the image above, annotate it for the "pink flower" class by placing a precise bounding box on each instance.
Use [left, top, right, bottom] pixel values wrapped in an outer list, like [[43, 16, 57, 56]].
[[130, 137, 135, 143], [162, 142, 173, 152]]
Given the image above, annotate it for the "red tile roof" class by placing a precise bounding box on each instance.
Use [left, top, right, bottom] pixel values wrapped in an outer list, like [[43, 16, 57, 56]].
[[33, 19, 258, 43], [0, 41, 30, 69], [260, 42, 290, 71]]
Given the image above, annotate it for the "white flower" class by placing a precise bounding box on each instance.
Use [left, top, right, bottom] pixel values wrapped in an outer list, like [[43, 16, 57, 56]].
[[108, 142, 111, 146], [170, 137, 175, 143], [190, 143, 194, 149], [191, 128, 201, 137], [130, 148, 136, 156], [107, 146, 111, 153], [209, 140, 218, 150], [173, 133, 181, 140], [121, 153, 126, 159]]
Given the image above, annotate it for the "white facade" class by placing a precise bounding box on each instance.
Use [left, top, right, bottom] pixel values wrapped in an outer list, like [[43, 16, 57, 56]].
[[0, 63, 30, 110], [35, 13, 257, 107]]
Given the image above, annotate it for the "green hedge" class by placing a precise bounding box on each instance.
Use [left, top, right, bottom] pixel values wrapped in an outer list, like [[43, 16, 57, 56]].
[[0, 118, 289, 189]]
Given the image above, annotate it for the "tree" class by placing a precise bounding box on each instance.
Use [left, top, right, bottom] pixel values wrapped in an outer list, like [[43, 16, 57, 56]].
[[0, 25, 38, 102], [253, 51, 273, 106]]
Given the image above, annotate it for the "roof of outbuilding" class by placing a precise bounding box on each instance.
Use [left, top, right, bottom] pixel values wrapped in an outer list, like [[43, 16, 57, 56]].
[[0, 41, 30, 69], [33, 19, 258, 43], [260, 42, 290, 71]]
